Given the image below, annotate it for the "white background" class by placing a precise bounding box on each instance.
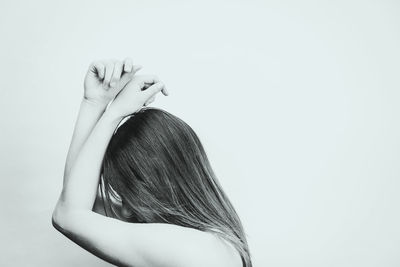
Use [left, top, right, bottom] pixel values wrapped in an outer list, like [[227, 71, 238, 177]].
[[1, 0, 399, 266]]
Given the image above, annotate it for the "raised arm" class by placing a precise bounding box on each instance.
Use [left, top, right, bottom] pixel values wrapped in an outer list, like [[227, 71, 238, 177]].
[[64, 59, 142, 214], [52, 69, 174, 266], [64, 58, 137, 180]]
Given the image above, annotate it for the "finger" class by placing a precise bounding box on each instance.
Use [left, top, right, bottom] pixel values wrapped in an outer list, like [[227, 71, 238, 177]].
[[123, 65, 142, 80], [144, 96, 156, 106], [118, 65, 143, 89], [142, 83, 152, 90], [123, 58, 133, 73], [142, 82, 166, 99], [110, 62, 123, 88], [93, 62, 105, 79], [138, 75, 161, 88], [161, 86, 169, 96], [88, 62, 105, 79], [103, 62, 114, 88], [131, 65, 143, 75], [141, 77, 168, 96]]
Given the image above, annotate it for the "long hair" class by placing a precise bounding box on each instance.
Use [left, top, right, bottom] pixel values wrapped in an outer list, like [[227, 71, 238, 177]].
[[100, 107, 251, 267]]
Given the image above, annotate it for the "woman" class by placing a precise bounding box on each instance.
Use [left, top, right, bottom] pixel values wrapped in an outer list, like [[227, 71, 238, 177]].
[[52, 58, 252, 267]]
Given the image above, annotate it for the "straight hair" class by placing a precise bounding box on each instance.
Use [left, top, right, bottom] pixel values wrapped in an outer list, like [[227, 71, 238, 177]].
[[100, 107, 251, 267]]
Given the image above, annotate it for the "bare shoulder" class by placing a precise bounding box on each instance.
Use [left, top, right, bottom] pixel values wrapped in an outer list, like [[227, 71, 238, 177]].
[[131, 223, 242, 267], [53, 209, 242, 267]]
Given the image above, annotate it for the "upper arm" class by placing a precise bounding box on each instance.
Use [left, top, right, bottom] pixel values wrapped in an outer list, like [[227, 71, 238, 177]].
[[52, 207, 241, 267]]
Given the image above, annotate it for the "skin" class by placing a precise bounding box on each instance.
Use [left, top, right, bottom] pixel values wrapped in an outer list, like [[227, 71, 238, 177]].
[[52, 58, 242, 267]]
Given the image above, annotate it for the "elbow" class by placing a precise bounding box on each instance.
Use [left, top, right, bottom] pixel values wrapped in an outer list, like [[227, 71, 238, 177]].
[[51, 207, 62, 232], [52, 202, 82, 235], [51, 204, 68, 233]]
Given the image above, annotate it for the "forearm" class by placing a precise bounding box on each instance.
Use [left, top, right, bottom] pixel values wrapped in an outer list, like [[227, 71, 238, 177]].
[[63, 99, 106, 184], [59, 110, 122, 210]]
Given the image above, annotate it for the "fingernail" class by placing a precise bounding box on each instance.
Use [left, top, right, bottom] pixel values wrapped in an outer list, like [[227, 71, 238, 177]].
[[163, 87, 169, 96], [110, 82, 116, 87]]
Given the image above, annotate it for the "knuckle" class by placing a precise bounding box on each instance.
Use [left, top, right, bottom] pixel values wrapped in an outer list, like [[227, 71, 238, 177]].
[[90, 61, 101, 68]]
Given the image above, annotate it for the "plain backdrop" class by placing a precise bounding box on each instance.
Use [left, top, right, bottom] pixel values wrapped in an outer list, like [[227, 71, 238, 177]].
[[1, 0, 399, 266]]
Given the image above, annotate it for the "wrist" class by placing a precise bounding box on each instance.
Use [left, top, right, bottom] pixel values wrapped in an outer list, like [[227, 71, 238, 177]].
[[102, 107, 125, 125], [105, 104, 142, 123], [81, 98, 108, 112]]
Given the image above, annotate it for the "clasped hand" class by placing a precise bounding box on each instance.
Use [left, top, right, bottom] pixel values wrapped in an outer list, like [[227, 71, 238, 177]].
[[83, 58, 168, 119]]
